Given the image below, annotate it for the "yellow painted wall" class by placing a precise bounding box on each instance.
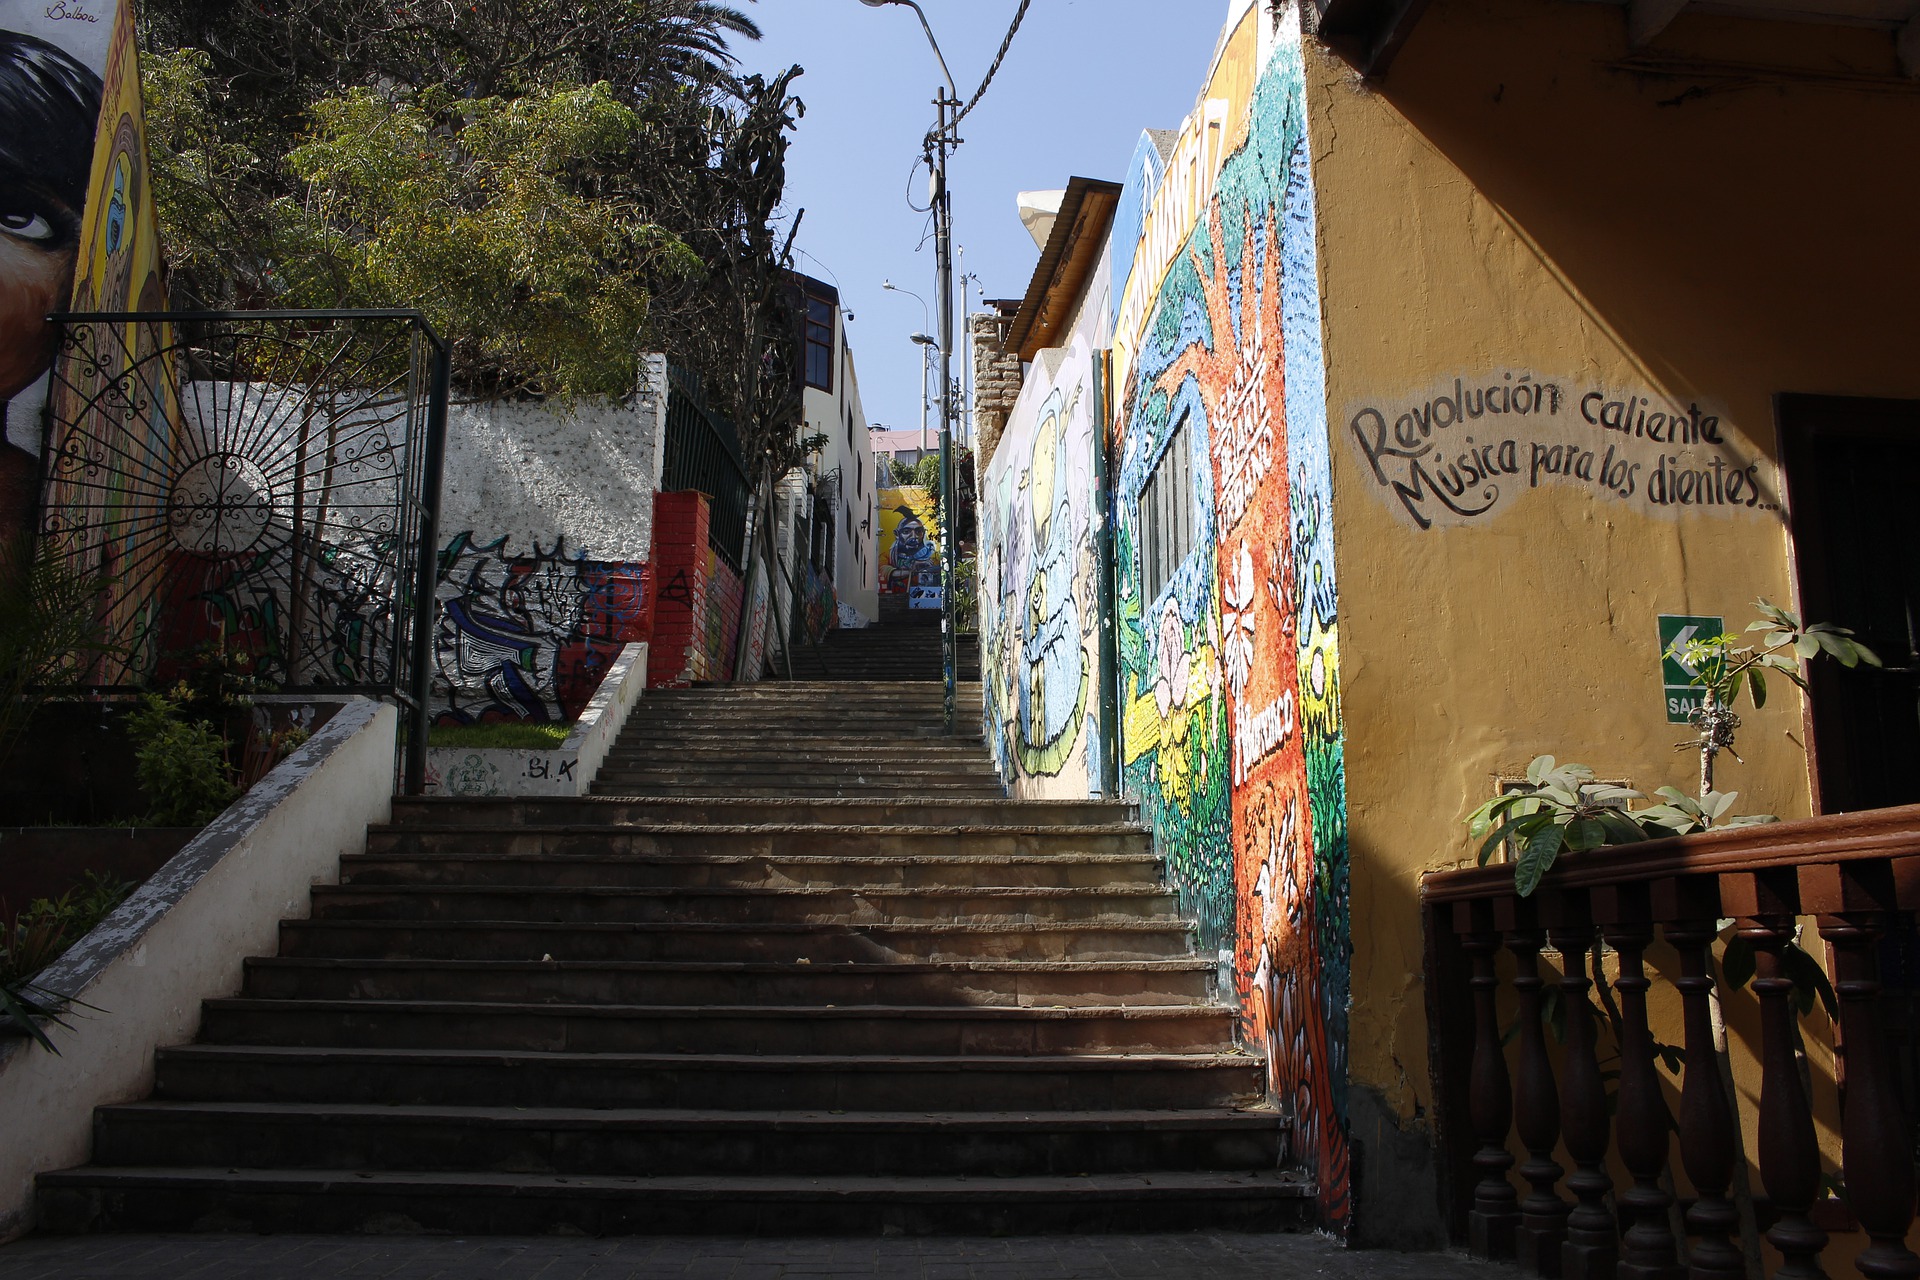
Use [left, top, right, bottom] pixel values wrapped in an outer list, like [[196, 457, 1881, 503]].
[[1305, 0, 1920, 1171]]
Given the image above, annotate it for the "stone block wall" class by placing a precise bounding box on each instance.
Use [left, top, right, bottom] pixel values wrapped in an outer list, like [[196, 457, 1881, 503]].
[[972, 310, 1023, 467]]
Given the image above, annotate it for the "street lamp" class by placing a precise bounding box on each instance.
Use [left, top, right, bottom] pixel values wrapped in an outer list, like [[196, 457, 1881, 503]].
[[862, 0, 961, 735], [911, 331, 937, 456]]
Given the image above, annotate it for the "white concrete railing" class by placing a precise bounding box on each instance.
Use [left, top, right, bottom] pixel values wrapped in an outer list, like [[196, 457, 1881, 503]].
[[0, 698, 398, 1240]]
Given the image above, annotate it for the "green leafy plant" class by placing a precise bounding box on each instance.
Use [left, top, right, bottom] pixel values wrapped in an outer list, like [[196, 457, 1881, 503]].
[[1669, 599, 1878, 796], [126, 687, 240, 826], [0, 534, 125, 765], [1466, 758, 1649, 896], [1, 873, 132, 1054]]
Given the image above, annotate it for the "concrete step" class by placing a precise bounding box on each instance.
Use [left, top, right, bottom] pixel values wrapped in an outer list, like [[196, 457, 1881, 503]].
[[342, 851, 1162, 891], [90, 1101, 1283, 1178], [307, 884, 1181, 926], [385, 796, 1138, 828], [276, 919, 1199, 964], [592, 761, 1004, 781], [600, 749, 1000, 769], [37, 1166, 1309, 1236], [150, 1044, 1267, 1111], [590, 783, 1009, 800], [360, 827, 1153, 861], [239, 958, 1216, 1007], [196, 1000, 1237, 1056]]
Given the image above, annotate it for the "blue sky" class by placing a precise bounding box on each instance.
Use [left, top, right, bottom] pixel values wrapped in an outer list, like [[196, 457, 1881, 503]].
[[736, 1, 1230, 440]]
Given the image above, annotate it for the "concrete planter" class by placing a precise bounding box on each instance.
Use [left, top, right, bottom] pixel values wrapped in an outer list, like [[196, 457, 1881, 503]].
[[0, 697, 398, 1239], [0, 828, 198, 913], [423, 642, 647, 798]]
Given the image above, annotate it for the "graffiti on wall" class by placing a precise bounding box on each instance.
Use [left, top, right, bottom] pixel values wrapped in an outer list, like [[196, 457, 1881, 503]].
[[699, 550, 744, 682], [1344, 372, 1780, 530], [1111, 16, 1353, 1233], [433, 532, 650, 724], [878, 485, 941, 601], [980, 340, 1100, 795]]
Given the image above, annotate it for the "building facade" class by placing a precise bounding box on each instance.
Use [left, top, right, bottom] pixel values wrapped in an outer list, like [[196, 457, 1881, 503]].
[[975, 0, 1920, 1251]]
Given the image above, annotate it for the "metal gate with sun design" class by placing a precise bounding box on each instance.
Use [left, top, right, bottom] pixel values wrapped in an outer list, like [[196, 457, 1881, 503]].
[[39, 309, 449, 790]]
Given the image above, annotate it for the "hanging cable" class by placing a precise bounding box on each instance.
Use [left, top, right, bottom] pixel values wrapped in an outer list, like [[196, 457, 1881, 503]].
[[950, 0, 1032, 130]]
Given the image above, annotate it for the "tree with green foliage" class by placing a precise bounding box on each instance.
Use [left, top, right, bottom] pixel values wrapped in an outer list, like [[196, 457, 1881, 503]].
[[139, 0, 803, 421]]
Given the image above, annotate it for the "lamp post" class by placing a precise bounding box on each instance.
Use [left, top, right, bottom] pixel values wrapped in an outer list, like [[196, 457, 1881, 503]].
[[910, 331, 935, 457], [861, 0, 959, 735]]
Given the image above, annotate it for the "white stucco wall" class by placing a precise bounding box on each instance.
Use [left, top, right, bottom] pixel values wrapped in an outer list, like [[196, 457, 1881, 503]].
[[800, 337, 879, 625], [440, 355, 668, 562], [0, 700, 396, 1240]]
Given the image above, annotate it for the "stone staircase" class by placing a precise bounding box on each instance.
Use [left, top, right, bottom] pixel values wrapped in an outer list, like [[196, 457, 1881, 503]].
[[780, 622, 981, 683], [37, 681, 1306, 1237]]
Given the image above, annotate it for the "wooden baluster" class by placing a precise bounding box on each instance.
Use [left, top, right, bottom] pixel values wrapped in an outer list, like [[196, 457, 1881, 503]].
[[1551, 906, 1618, 1280], [1596, 886, 1683, 1280], [1501, 896, 1570, 1277], [1803, 856, 1920, 1280], [1744, 909, 1828, 1279], [1662, 914, 1745, 1280], [1459, 898, 1520, 1259]]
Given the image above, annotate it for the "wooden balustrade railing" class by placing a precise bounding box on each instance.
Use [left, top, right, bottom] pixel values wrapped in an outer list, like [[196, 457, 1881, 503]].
[[1423, 804, 1920, 1280]]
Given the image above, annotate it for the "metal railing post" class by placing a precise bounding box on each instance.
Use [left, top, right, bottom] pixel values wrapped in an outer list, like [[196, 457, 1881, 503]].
[[404, 334, 451, 795]]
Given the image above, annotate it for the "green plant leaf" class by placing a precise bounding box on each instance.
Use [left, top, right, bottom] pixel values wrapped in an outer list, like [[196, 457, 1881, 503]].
[[1566, 817, 1606, 852], [1477, 812, 1551, 866], [1794, 635, 1822, 661], [0, 981, 67, 1054], [1748, 667, 1767, 709], [1513, 824, 1567, 898], [1596, 809, 1650, 843]]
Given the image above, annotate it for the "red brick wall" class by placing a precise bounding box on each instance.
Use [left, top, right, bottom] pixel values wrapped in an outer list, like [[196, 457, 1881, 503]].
[[646, 491, 711, 687]]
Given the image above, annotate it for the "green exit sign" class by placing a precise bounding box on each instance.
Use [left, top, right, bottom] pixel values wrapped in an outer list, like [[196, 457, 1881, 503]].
[[1659, 614, 1723, 724]]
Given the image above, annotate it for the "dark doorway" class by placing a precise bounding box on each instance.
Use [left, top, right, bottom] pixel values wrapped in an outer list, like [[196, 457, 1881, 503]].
[[1780, 393, 1920, 814]]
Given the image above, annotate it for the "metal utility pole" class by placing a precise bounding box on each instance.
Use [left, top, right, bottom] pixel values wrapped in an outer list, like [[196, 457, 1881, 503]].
[[864, 0, 1033, 734], [931, 89, 958, 736]]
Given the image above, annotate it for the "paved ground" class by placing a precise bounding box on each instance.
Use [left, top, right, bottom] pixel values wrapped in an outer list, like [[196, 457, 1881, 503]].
[[0, 1233, 1526, 1279]]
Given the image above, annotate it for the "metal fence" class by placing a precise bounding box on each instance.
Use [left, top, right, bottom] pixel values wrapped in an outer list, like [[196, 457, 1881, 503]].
[[662, 366, 751, 571], [41, 309, 449, 792]]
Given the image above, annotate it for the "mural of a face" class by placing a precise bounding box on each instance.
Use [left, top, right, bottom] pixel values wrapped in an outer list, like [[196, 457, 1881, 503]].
[[0, 32, 100, 405], [893, 515, 925, 559]]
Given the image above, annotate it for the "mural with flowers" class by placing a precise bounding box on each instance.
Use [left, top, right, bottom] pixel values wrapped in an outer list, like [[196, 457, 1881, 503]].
[[1112, 27, 1352, 1234]]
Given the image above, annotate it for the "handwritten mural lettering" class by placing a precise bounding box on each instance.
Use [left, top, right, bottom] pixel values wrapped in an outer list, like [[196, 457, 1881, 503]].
[[1348, 373, 1775, 531]]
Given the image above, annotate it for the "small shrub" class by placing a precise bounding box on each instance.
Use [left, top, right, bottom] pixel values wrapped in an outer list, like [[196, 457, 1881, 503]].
[[1, 872, 132, 1054], [127, 688, 240, 825]]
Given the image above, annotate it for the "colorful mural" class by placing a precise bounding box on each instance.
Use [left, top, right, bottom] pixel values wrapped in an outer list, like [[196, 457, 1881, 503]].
[[1109, 17, 1353, 1233], [980, 336, 1102, 797], [32, 0, 184, 681], [433, 532, 651, 724], [878, 484, 940, 605], [0, 1, 117, 541]]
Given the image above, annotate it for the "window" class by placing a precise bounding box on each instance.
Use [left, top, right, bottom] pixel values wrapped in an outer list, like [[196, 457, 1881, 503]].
[[1139, 409, 1195, 605], [805, 297, 835, 391]]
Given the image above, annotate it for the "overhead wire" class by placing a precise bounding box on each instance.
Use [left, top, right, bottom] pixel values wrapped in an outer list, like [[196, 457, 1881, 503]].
[[949, 0, 1033, 132]]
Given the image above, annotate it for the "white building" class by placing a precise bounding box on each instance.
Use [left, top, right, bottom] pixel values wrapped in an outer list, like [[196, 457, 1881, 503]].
[[793, 272, 879, 626]]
